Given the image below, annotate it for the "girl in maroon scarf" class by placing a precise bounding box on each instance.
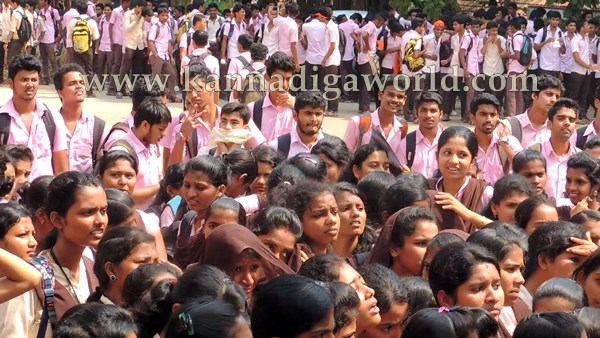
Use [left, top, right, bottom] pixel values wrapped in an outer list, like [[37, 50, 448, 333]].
[[199, 223, 294, 301]]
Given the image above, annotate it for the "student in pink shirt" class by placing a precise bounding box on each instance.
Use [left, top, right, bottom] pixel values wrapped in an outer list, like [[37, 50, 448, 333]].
[[505, 75, 563, 148], [106, 0, 129, 96], [148, 7, 180, 103], [572, 86, 600, 148], [352, 14, 385, 114], [0, 55, 69, 180], [109, 97, 171, 210], [54, 64, 107, 175], [343, 77, 408, 152], [460, 19, 482, 116], [169, 65, 266, 164], [246, 51, 297, 142], [95, 4, 113, 75], [396, 92, 443, 178], [220, 4, 247, 63], [103, 77, 168, 151], [470, 93, 523, 186], [268, 91, 327, 158], [501, 17, 528, 117], [274, 3, 300, 70], [539, 98, 579, 201], [180, 31, 220, 105]]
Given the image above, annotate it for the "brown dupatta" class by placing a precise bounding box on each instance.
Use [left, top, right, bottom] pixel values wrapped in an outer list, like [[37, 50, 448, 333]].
[[364, 209, 403, 267], [198, 223, 294, 281], [172, 211, 206, 270], [428, 178, 489, 233]]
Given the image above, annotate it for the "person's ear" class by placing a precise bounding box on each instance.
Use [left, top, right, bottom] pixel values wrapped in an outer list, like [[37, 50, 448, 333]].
[[538, 253, 550, 271], [49, 211, 65, 230], [491, 203, 499, 219], [352, 164, 361, 181], [436, 290, 456, 308]]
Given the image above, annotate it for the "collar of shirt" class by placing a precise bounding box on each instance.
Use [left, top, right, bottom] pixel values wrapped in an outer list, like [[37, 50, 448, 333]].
[[291, 126, 324, 146], [125, 128, 149, 154], [519, 109, 548, 130], [263, 92, 291, 113], [585, 122, 599, 137], [542, 139, 577, 160], [416, 126, 443, 146], [435, 176, 470, 200], [2, 98, 48, 127]]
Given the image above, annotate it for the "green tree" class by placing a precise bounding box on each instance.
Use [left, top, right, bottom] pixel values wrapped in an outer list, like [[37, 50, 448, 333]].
[[548, 0, 598, 18], [389, 0, 460, 20]]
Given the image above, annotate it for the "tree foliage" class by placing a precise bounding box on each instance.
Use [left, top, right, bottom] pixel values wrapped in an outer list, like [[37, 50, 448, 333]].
[[548, 0, 598, 18], [389, 0, 460, 20]]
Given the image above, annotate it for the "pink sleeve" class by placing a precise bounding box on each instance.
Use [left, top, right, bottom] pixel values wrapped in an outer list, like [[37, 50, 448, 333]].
[[51, 112, 68, 152], [460, 35, 471, 50], [342, 116, 360, 151], [235, 194, 260, 215], [289, 22, 298, 43], [160, 206, 175, 228], [246, 118, 266, 148]]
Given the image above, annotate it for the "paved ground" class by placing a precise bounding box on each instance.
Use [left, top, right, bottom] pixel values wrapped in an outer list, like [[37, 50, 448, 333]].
[[0, 84, 468, 138]]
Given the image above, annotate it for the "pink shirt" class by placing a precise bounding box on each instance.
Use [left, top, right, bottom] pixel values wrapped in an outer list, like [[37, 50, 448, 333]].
[[39, 6, 60, 44], [507, 32, 527, 74], [267, 128, 326, 158], [109, 6, 125, 46], [343, 110, 405, 152], [112, 129, 162, 210], [0, 98, 68, 180], [65, 110, 108, 174], [148, 21, 172, 60], [180, 47, 220, 80], [170, 106, 266, 160], [506, 110, 551, 148], [396, 127, 442, 179], [570, 122, 598, 146], [227, 51, 251, 76], [356, 21, 377, 65], [381, 35, 402, 70], [273, 16, 298, 57], [434, 177, 494, 213], [541, 139, 579, 200], [98, 16, 112, 52], [247, 94, 295, 142], [476, 133, 523, 185], [339, 20, 359, 61], [63, 8, 78, 47], [222, 20, 248, 60], [462, 32, 481, 76]]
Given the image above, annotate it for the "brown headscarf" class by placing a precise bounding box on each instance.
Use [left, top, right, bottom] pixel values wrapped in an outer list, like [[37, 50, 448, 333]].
[[172, 211, 205, 270], [198, 223, 294, 280], [364, 208, 409, 267]]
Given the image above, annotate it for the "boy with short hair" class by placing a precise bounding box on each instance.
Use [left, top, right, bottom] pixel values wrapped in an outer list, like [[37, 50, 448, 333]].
[[268, 91, 327, 158], [209, 102, 254, 156], [110, 97, 172, 209]]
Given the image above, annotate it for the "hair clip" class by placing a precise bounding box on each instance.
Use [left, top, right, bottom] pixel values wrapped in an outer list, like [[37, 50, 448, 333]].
[[438, 307, 450, 313], [179, 312, 195, 336], [313, 281, 327, 288], [171, 278, 178, 286], [296, 153, 318, 164]]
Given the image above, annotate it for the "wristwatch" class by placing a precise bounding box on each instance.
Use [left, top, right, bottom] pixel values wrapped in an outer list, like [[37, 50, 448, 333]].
[[499, 136, 509, 143]]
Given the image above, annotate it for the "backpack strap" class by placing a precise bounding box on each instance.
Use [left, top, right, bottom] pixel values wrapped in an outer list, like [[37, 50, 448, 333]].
[[91, 116, 106, 169], [0, 113, 10, 146], [496, 142, 510, 175], [29, 256, 57, 337], [405, 130, 417, 168], [40, 104, 56, 151], [576, 126, 588, 150], [237, 55, 250, 68], [111, 139, 136, 157], [100, 121, 130, 150], [177, 210, 198, 241], [253, 98, 264, 130], [507, 116, 522, 143], [357, 114, 372, 147], [277, 133, 292, 158], [227, 21, 234, 38]]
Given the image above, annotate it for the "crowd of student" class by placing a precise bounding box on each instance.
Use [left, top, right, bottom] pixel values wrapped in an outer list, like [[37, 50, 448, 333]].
[[3, 0, 600, 338]]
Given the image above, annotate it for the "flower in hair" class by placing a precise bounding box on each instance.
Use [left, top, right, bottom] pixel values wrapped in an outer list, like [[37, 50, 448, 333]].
[[438, 307, 450, 313]]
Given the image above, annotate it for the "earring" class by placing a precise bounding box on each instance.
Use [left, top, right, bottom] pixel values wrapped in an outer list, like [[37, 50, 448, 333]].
[[109, 275, 117, 281]]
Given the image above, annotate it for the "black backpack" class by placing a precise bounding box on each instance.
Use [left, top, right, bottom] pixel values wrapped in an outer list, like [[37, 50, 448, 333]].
[[439, 38, 453, 63], [17, 11, 32, 44]]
